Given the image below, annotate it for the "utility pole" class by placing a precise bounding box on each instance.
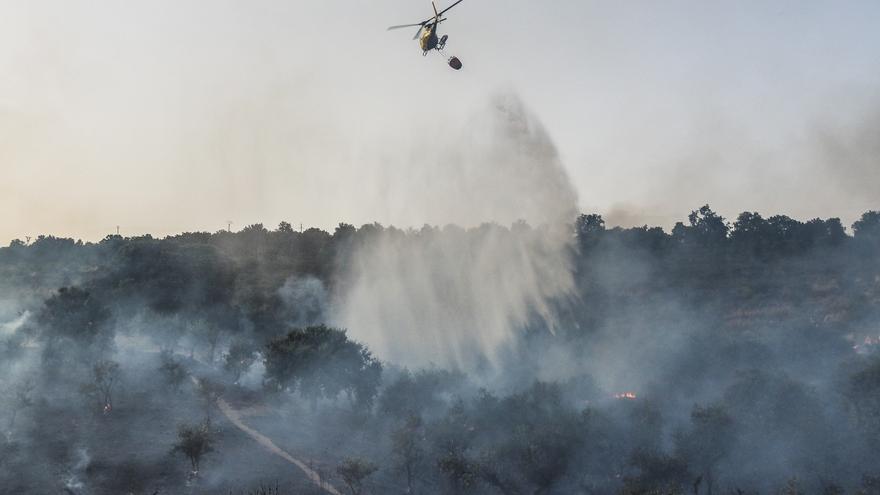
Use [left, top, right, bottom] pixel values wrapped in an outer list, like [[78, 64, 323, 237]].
[[299, 223, 303, 233]]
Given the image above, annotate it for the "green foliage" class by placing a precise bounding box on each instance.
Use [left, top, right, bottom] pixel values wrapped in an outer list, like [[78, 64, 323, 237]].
[[263, 325, 382, 410], [622, 449, 691, 495], [172, 420, 214, 473], [391, 415, 427, 493], [4, 208, 880, 493], [674, 404, 735, 495], [684, 204, 729, 246], [103, 240, 235, 314], [436, 450, 478, 495], [427, 383, 587, 494], [335, 457, 378, 495], [847, 358, 880, 449], [576, 213, 606, 248], [486, 382, 582, 492], [276, 221, 295, 234], [223, 341, 257, 383], [37, 287, 110, 346], [854, 211, 880, 240], [379, 368, 465, 420]]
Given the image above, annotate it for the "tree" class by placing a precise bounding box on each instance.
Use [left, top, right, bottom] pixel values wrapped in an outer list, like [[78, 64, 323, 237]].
[[80, 360, 120, 413], [675, 405, 735, 495], [847, 359, 880, 453], [335, 457, 378, 495], [349, 347, 383, 411], [671, 221, 690, 245], [172, 421, 214, 474], [392, 415, 426, 494], [731, 211, 771, 256], [800, 218, 846, 248], [437, 451, 478, 495], [276, 221, 295, 234], [159, 352, 188, 393], [37, 287, 112, 366], [223, 341, 257, 383], [575, 214, 605, 247], [687, 205, 728, 246], [722, 370, 837, 482], [431, 401, 478, 494], [263, 326, 382, 410], [478, 382, 582, 494], [622, 449, 691, 495], [853, 211, 880, 240], [379, 368, 465, 420], [334, 222, 357, 239], [765, 214, 800, 248]]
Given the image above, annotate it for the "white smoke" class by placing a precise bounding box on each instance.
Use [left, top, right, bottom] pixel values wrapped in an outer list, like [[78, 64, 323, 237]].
[[0, 311, 29, 338], [334, 93, 579, 370], [277, 276, 328, 327], [63, 447, 91, 494]]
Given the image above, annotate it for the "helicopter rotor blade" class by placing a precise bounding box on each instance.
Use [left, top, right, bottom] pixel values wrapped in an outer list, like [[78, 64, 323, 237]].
[[437, 0, 465, 17], [387, 22, 425, 31], [412, 25, 423, 40], [388, 0, 460, 33]]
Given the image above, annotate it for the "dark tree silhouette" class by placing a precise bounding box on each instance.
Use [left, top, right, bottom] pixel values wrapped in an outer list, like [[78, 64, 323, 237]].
[[674, 405, 735, 495], [391, 415, 427, 494], [159, 352, 188, 393], [263, 325, 382, 410], [854, 211, 880, 240], [223, 341, 257, 383], [172, 421, 215, 474], [335, 457, 378, 495], [687, 204, 729, 246]]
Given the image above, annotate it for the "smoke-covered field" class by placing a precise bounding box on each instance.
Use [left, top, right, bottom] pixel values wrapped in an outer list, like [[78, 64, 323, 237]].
[[2, 197, 880, 494]]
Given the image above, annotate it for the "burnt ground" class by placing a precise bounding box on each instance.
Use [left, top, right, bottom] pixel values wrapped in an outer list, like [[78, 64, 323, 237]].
[[1, 349, 324, 495]]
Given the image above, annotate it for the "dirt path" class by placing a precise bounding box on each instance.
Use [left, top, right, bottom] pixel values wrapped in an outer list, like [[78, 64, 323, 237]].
[[215, 397, 343, 495], [185, 375, 342, 495]]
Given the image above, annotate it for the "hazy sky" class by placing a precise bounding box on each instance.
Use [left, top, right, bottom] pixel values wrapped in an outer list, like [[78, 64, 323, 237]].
[[2, 0, 879, 243]]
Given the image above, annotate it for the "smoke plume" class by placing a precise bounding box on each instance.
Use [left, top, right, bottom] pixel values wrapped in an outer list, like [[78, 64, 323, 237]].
[[335, 93, 578, 370]]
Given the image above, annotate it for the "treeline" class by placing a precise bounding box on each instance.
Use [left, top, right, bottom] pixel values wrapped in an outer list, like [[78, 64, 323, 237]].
[[2, 206, 880, 494], [3, 207, 879, 338]]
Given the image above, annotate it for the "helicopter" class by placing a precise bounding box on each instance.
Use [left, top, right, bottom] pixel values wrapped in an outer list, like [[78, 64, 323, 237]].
[[387, 0, 465, 70]]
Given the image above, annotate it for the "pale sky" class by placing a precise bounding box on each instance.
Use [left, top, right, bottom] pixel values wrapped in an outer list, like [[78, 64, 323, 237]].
[[2, 0, 879, 243]]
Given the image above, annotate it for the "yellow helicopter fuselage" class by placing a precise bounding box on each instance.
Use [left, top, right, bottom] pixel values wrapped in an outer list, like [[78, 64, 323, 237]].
[[419, 24, 439, 52]]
